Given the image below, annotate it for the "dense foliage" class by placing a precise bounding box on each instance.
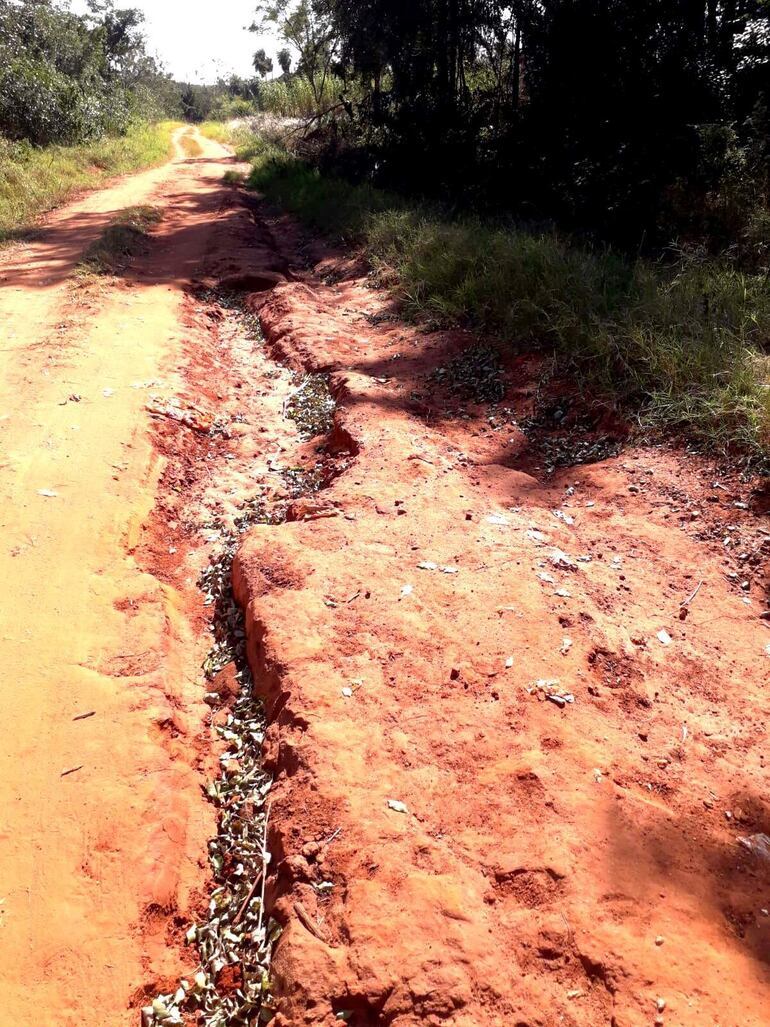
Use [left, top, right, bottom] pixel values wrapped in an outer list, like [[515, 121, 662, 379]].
[[0, 0, 179, 146], [262, 0, 770, 253]]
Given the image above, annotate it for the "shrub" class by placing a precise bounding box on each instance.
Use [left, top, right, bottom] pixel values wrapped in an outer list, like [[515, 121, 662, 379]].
[[210, 96, 257, 122]]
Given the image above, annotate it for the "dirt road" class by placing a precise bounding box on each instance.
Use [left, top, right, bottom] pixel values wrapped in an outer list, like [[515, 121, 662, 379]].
[[0, 128, 233, 1025], [1, 125, 769, 1027]]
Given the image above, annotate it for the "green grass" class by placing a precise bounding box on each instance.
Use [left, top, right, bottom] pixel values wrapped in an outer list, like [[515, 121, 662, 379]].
[[245, 140, 402, 239], [238, 140, 770, 459], [75, 205, 163, 277], [0, 121, 180, 244]]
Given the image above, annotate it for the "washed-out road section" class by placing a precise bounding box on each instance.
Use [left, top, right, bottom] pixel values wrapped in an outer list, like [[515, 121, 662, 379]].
[[1, 121, 769, 1027]]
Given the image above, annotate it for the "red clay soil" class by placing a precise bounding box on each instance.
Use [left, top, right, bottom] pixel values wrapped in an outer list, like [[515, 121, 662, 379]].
[[1, 124, 769, 1027], [0, 129, 264, 1027], [229, 219, 770, 1025]]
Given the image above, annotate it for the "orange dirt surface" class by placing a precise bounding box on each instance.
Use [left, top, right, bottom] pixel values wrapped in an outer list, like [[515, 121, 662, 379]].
[[230, 235, 770, 1024], [0, 128, 243, 1026], [1, 121, 769, 1027]]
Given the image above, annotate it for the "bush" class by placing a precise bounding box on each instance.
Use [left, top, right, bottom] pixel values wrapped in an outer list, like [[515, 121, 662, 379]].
[[0, 57, 132, 146], [0, 1, 179, 147], [210, 96, 256, 122]]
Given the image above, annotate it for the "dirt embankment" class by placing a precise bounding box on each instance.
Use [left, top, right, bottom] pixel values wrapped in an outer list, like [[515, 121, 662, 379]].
[[226, 209, 770, 1025]]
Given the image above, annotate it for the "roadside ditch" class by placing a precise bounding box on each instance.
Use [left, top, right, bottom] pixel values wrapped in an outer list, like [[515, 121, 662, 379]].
[[142, 283, 348, 1027]]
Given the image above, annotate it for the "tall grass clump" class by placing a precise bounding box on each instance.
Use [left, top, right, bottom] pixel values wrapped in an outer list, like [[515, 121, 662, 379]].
[[199, 121, 231, 144], [258, 76, 345, 118], [243, 143, 770, 458], [0, 120, 178, 243], [76, 205, 163, 276]]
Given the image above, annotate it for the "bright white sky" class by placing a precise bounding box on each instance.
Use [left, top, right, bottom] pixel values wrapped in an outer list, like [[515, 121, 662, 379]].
[[69, 0, 275, 83]]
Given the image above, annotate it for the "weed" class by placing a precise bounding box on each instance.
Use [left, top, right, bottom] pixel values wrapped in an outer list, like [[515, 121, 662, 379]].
[[179, 129, 203, 158]]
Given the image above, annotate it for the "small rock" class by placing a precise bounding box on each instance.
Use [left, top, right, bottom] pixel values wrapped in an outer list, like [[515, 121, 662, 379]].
[[302, 841, 321, 861], [551, 548, 578, 571], [387, 799, 409, 814], [655, 935, 664, 946]]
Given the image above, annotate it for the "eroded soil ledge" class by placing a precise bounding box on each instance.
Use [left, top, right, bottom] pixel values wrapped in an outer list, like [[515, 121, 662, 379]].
[[228, 198, 770, 1027]]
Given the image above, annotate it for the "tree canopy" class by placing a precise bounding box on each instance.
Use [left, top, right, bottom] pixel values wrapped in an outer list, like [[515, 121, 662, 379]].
[[271, 0, 770, 248], [0, 0, 177, 145]]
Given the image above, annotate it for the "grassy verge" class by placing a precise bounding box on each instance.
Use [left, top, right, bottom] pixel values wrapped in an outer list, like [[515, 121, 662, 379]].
[[0, 120, 180, 244], [234, 131, 770, 459], [199, 121, 231, 144]]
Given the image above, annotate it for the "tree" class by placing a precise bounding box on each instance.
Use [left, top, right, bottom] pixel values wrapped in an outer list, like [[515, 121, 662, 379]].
[[251, 1, 340, 109], [253, 47, 274, 77], [315, 0, 769, 245], [0, 0, 181, 144], [277, 46, 292, 75]]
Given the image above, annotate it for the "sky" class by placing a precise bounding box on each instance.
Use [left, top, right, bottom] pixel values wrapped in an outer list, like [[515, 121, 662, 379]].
[[69, 0, 273, 84]]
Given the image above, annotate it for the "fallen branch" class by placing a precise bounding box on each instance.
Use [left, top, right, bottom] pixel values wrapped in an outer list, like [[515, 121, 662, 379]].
[[295, 900, 331, 944]]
